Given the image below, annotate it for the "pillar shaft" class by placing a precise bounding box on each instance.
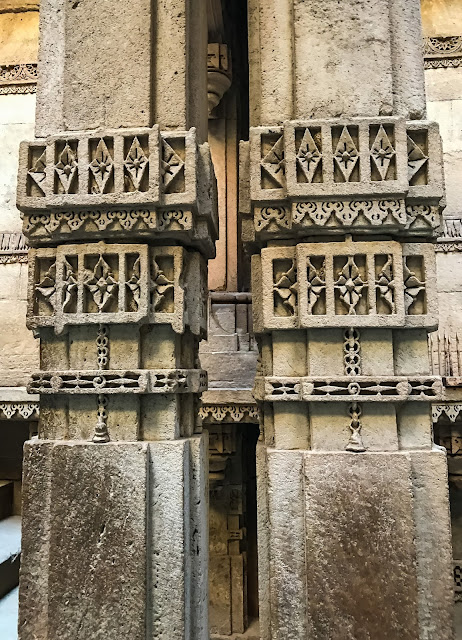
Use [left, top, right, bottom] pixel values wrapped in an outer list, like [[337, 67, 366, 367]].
[[17, 1, 216, 637], [244, 0, 453, 637]]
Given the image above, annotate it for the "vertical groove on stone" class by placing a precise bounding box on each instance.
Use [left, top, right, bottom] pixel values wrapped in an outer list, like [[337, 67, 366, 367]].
[[389, 0, 427, 119], [248, 0, 294, 125], [409, 451, 454, 640]]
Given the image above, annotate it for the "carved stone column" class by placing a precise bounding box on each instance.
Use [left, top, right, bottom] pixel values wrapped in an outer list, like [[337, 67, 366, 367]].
[[243, 0, 454, 637], [16, 1, 216, 638]]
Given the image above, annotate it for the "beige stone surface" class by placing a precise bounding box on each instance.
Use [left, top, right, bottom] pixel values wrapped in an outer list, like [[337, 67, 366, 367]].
[[0, 10, 39, 65], [410, 449, 454, 640], [421, 0, 462, 37]]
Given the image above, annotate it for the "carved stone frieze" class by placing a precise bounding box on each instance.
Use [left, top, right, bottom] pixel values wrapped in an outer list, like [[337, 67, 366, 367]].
[[0, 232, 28, 264], [18, 127, 218, 258], [27, 242, 208, 336], [432, 404, 462, 424], [424, 36, 462, 69], [0, 401, 39, 420], [254, 376, 442, 402], [242, 118, 444, 240], [0, 63, 37, 94], [200, 403, 260, 424], [252, 239, 437, 332], [28, 369, 207, 395]]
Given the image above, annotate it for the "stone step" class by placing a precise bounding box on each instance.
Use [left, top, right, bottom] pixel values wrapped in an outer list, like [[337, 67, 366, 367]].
[[0, 517, 21, 600]]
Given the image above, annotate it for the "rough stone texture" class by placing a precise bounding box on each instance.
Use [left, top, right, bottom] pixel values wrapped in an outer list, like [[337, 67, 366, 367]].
[[302, 452, 420, 639], [410, 450, 454, 640], [19, 440, 148, 640]]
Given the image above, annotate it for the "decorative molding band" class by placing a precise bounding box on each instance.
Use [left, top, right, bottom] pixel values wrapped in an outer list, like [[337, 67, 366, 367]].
[[432, 404, 462, 423], [0, 232, 29, 263], [435, 218, 462, 252], [0, 401, 39, 420], [200, 403, 260, 424], [0, 63, 37, 94], [424, 36, 462, 69]]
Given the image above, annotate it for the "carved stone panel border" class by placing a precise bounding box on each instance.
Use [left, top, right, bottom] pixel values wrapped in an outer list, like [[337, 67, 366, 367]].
[[424, 36, 462, 69], [253, 240, 437, 332], [27, 243, 208, 336], [0, 63, 37, 94], [254, 376, 443, 402], [28, 369, 208, 395]]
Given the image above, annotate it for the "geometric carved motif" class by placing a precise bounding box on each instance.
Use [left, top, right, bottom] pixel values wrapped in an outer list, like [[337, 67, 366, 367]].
[[247, 118, 444, 239], [254, 376, 442, 402], [18, 128, 218, 259], [27, 369, 208, 395], [255, 240, 437, 331], [28, 243, 207, 337]]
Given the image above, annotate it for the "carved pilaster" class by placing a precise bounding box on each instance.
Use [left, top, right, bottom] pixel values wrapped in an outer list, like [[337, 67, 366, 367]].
[[17, 0, 214, 638], [245, 0, 454, 637]]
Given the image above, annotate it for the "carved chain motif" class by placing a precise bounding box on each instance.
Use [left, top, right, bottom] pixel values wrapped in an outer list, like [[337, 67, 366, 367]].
[[344, 328, 361, 376]]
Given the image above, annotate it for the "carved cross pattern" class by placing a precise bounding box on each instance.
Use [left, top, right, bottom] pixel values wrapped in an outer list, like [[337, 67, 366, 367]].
[[150, 259, 174, 311], [126, 256, 141, 310], [297, 129, 322, 182], [407, 134, 428, 182], [370, 125, 395, 180], [83, 255, 118, 312], [28, 149, 46, 195], [335, 256, 365, 315], [161, 139, 184, 190], [62, 258, 78, 312], [261, 136, 285, 187], [334, 127, 359, 181], [35, 261, 57, 312], [273, 261, 298, 315], [89, 139, 114, 194], [306, 257, 325, 313], [403, 260, 425, 313], [124, 137, 149, 190], [375, 255, 395, 312], [55, 143, 78, 193]]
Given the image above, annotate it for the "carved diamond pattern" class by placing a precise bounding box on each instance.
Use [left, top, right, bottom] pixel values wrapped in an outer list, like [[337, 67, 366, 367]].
[[297, 129, 322, 183], [407, 135, 428, 182], [89, 139, 114, 194], [334, 127, 359, 182], [161, 140, 184, 189], [28, 150, 46, 194], [370, 126, 395, 180], [335, 256, 365, 315], [403, 261, 425, 313], [274, 261, 298, 314], [35, 261, 57, 312], [306, 258, 325, 313], [261, 136, 285, 187], [150, 259, 174, 311], [84, 256, 118, 312], [55, 143, 78, 193], [124, 137, 149, 191], [375, 255, 395, 312]]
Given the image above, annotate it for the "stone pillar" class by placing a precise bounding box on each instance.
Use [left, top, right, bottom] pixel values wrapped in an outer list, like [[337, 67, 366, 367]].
[[243, 0, 454, 637], [17, 1, 216, 638]]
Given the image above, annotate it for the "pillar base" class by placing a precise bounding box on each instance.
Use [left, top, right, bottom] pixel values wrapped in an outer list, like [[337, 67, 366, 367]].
[[257, 445, 454, 640], [19, 435, 208, 639]]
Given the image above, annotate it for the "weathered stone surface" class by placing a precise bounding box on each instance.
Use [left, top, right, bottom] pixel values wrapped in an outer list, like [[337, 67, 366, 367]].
[[302, 452, 420, 639], [19, 440, 148, 640], [410, 450, 454, 640]]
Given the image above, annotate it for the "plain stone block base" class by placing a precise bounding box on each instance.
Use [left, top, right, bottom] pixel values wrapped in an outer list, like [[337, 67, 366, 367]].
[[18, 436, 208, 640], [257, 446, 454, 640]]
